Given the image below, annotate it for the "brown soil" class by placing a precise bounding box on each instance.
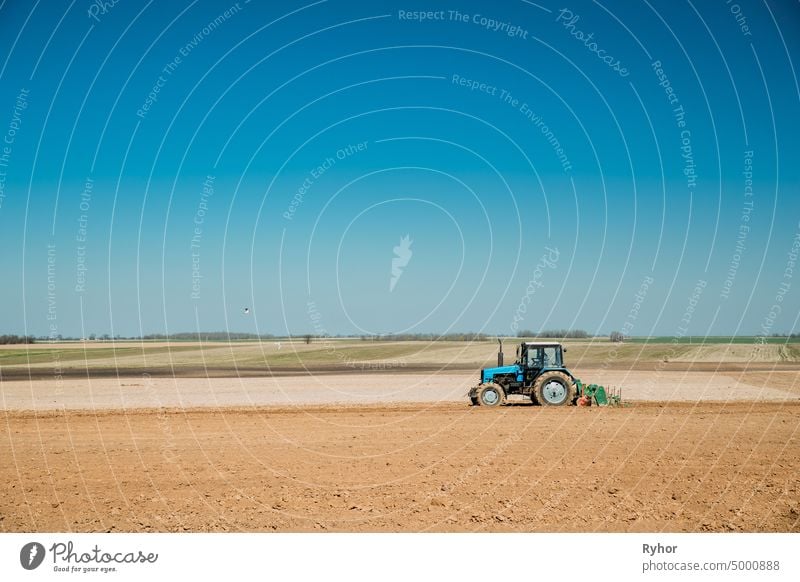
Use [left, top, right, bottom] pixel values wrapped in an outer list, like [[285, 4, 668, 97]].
[[2, 402, 798, 532], [725, 370, 800, 396]]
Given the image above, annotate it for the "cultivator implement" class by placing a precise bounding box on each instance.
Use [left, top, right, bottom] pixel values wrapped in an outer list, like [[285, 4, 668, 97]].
[[574, 379, 623, 407]]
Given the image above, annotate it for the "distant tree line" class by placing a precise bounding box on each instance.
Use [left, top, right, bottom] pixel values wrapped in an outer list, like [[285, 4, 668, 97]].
[[141, 332, 275, 341], [357, 333, 491, 341], [7, 330, 797, 344], [302, 333, 497, 342], [517, 329, 590, 339], [3, 331, 599, 343], [298, 333, 499, 343], [3, 332, 493, 343], [0, 334, 36, 344]]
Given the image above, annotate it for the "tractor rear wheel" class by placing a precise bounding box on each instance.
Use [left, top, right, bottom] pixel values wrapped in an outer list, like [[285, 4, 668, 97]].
[[476, 383, 505, 407], [533, 371, 575, 406]]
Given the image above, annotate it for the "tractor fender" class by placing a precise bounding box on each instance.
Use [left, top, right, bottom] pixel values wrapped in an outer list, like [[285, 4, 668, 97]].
[[550, 367, 577, 383]]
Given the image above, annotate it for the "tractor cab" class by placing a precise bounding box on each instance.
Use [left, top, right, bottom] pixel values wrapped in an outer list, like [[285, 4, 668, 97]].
[[518, 343, 564, 384], [518, 342, 564, 367]]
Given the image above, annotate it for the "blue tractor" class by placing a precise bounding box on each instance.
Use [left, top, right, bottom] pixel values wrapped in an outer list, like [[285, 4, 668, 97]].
[[469, 339, 577, 406]]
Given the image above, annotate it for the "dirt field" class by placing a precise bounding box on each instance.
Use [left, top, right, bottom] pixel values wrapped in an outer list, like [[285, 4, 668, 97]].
[[1, 403, 798, 532], [0, 367, 797, 410], [2, 341, 799, 533], [4, 339, 798, 380]]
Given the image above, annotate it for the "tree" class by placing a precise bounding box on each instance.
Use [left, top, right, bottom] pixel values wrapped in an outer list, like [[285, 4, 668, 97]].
[[0, 334, 36, 344], [304, 334, 313, 344], [609, 331, 624, 342], [517, 329, 589, 339]]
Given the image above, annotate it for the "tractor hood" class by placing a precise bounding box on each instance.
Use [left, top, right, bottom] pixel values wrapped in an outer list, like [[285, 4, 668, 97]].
[[481, 364, 521, 383]]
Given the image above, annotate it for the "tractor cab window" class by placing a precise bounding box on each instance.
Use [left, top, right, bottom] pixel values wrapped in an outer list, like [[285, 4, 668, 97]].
[[526, 348, 542, 368], [543, 346, 561, 367]]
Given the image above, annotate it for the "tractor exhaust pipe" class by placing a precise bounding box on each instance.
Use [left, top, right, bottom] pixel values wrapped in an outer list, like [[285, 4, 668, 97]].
[[497, 337, 504, 367]]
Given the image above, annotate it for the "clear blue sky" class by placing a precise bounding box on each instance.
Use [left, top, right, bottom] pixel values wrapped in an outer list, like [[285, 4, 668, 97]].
[[1, 0, 799, 338]]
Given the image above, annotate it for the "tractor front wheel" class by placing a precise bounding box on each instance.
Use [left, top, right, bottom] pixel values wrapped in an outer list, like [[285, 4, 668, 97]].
[[476, 383, 506, 407], [533, 371, 576, 406]]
